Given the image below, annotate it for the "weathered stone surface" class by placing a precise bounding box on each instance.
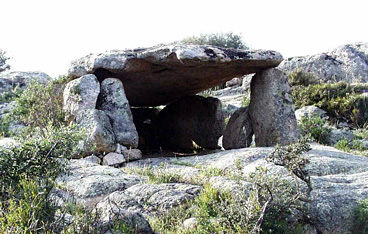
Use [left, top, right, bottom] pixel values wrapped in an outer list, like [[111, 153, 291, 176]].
[[83, 154, 102, 164], [158, 95, 225, 150], [51, 158, 143, 208], [63, 74, 100, 121], [74, 109, 116, 155], [95, 198, 153, 234], [223, 107, 253, 149], [0, 71, 52, 93], [131, 108, 160, 150], [68, 45, 283, 106], [102, 152, 126, 167], [249, 68, 300, 146], [0, 137, 19, 149], [125, 183, 201, 213], [295, 105, 328, 121], [122, 149, 142, 162], [325, 128, 356, 146], [96, 78, 138, 148], [279, 42, 368, 83], [126, 143, 368, 233]]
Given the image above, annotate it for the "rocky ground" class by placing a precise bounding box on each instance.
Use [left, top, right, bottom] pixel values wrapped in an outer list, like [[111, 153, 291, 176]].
[[50, 143, 368, 234]]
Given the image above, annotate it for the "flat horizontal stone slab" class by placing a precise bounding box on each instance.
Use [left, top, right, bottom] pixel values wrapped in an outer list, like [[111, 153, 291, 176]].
[[68, 45, 283, 106]]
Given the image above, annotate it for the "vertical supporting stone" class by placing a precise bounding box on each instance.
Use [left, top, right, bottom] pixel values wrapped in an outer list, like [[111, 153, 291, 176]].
[[249, 68, 299, 146], [97, 78, 139, 148], [222, 107, 253, 149]]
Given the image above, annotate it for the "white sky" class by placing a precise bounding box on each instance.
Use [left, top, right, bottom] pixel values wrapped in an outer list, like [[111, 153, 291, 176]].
[[1, 0, 367, 77]]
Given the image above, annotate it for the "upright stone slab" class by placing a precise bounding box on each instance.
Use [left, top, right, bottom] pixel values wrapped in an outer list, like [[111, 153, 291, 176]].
[[97, 78, 138, 148], [63, 74, 100, 121], [75, 109, 116, 156], [249, 68, 299, 146], [222, 107, 253, 149], [158, 95, 225, 150]]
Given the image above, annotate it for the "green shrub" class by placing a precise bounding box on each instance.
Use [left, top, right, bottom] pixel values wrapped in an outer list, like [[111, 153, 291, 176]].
[[298, 116, 331, 144], [11, 77, 67, 134], [287, 70, 320, 87], [181, 32, 248, 50], [291, 82, 368, 127], [352, 199, 368, 234], [0, 125, 84, 233], [0, 86, 23, 104]]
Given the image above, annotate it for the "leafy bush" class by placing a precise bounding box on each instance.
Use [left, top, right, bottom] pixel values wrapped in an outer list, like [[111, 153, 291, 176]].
[[352, 199, 368, 234], [11, 77, 67, 134], [291, 82, 368, 127], [287, 70, 320, 87], [0, 49, 10, 72], [0, 86, 23, 104], [298, 116, 331, 144], [181, 32, 248, 50], [0, 125, 84, 233]]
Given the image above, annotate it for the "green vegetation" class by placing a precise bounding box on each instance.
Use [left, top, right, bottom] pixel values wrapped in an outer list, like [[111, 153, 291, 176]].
[[290, 80, 368, 128], [0, 49, 10, 72], [151, 140, 313, 234], [11, 77, 67, 135], [352, 199, 368, 234], [181, 32, 248, 50], [287, 70, 320, 87], [124, 163, 184, 184], [298, 116, 331, 144]]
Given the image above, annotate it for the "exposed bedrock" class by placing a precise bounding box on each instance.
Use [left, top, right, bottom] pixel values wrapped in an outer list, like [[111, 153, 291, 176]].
[[157, 95, 225, 150], [249, 68, 300, 146], [68, 45, 283, 106]]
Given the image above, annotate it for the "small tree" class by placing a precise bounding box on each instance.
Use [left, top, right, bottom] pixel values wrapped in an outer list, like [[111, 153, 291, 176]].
[[181, 32, 248, 50], [0, 49, 10, 73]]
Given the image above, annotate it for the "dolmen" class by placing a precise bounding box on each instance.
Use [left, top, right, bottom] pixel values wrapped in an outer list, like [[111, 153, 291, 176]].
[[64, 44, 299, 156]]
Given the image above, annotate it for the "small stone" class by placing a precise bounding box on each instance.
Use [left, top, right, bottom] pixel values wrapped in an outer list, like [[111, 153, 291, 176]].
[[183, 217, 198, 229], [83, 155, 101, 164], [122, 149, 142, 162], [103, 152, 126, 167]]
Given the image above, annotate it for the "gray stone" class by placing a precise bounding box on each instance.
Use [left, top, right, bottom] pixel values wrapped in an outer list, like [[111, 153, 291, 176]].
[[226, 77, 242, 87], [279, 42, 368, 83], [249, 68, 300, 146], [63, 74, 100, 122], [223, 107, 253, 149], [326, 128, 356, 145], [68, 45, 283, 106], [122, 149, 142, 162], [97, 78, 138, 148], [295, 105, 328, 122], [103, 152, 126, 167], [74, 109, 116, 155], [83, 155, 101, 164], [125, 183, 201, 213], [95, 198, 153, 234], [182, 217, 198, 229], [52, 158, 144, 208], [0, 71, 52, 93], [158, 95, 225, 150], [0, 137, 19, 149]]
